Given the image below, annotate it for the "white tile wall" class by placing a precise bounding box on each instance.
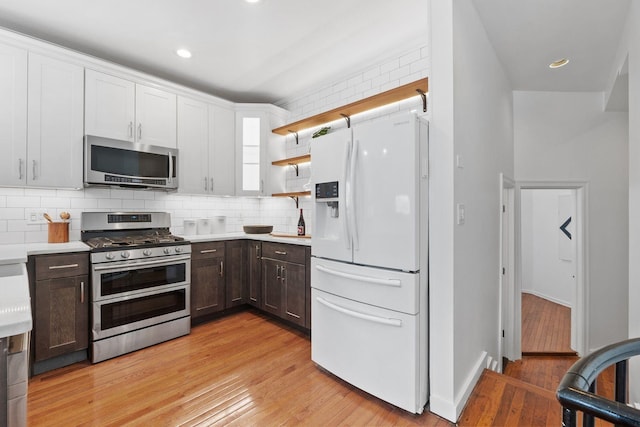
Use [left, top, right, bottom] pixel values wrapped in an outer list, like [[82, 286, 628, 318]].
[[275, 42, 429, 208], [0, 187, 301, 244]]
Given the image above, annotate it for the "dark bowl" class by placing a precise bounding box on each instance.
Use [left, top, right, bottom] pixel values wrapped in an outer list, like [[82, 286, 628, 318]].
[[243, 225, 273, 234]]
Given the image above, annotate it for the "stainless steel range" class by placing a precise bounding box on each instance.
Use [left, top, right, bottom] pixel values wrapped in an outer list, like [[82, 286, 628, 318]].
[[81, 212, 191, 363]]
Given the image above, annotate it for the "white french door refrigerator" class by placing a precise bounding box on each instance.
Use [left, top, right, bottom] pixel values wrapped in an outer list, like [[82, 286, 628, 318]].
[[310, 112, 428, 414]]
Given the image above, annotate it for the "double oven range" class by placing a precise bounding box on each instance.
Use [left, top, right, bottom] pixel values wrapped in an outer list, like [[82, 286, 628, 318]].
[[81, 212, 191, 363]]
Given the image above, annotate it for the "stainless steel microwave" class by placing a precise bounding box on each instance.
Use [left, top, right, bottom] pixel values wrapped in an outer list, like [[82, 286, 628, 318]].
[[84, 135, 179, 190]]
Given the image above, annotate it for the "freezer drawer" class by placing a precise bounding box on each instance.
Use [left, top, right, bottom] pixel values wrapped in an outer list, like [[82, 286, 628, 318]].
[[311, 257, 419, 315], [311, 288, 426, 414]]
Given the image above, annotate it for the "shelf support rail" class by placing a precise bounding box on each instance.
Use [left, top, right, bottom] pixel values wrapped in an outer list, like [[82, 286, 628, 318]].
[[288, 130, 299, 145], [340, 114, 351, 128], [288, 163, 300, 176], [417, 89, 427, 112], [288, 196, 300, 208]]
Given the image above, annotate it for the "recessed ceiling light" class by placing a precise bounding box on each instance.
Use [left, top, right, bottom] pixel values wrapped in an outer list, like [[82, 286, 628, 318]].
[[549, 58, 569, 69], [245, 0, 261, 3], [176, 49, 192, 59]]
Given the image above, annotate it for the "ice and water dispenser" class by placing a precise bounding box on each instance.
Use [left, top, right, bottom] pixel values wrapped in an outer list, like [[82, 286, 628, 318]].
[[315, 181, 342, 241]]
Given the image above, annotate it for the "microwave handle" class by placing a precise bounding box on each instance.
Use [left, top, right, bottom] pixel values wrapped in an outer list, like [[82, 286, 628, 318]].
[[168, 151, 174, 183]]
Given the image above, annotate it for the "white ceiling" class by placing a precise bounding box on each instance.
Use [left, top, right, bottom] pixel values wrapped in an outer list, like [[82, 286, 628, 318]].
[[472, 0, 630, 92], [0, 0, 427, 103], [0, 0, 630, 104]]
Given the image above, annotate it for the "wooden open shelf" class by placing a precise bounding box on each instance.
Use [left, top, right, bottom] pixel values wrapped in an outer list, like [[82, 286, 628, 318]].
[[272, 191, 311, 198], [271, 154, 311, 167], [272, 77, 428, 135]]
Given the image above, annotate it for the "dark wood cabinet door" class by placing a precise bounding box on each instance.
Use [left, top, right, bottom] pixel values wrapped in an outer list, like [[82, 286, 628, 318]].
[[262, 259, 282, 317], [225, 240, 246, 308], [34, 274, 88, 361], [248, 242, 262, 307], [281, 261, 306, 327], [191, 253, 225, 319]]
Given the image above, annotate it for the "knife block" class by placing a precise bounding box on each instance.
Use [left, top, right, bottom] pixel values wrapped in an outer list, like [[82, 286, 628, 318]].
[[48, 222, 69, 243]]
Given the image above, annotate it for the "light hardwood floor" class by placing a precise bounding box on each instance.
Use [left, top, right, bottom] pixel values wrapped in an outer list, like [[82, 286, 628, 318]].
[[522, 292, 575, 355], [29, 309, 601, 426], [28, 311, 450, 426]]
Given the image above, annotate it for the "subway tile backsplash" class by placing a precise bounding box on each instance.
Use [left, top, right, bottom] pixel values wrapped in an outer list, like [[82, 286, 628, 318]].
[[0, 187, 311, 244]]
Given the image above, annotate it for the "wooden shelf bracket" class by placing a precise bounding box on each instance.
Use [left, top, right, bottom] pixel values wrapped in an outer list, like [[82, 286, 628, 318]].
[[340, 113, 351, 128], [288, 130, 299, 145], [417, 89, 427, 112]]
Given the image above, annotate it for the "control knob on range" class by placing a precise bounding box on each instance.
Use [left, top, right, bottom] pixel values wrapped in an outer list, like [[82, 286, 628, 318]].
[[175, 246, 183, 253], [105, 253, 115, 260], [121, 251, 130, 259], [143, 249, 152, 256], [163, 248, 171, 255]]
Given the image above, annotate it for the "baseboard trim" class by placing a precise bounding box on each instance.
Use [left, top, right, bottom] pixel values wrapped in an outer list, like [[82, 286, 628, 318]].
[[454, 351, 488, 419], [522, 289, 571, 309]]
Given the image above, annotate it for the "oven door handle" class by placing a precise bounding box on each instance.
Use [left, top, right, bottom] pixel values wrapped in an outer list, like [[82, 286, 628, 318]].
[[93, 255, 191, 271]]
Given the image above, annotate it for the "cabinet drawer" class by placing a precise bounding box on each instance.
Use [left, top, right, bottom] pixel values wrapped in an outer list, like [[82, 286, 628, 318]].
[[192, 241, 225, 260], [35, 253, 88, 279], [262, 242, 306, 265]]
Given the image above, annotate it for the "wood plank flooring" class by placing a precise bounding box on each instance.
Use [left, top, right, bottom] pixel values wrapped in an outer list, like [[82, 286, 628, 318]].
[[29, 309, 603, 426], [522, 292, 575, 355], [27, 311, 451, 426]]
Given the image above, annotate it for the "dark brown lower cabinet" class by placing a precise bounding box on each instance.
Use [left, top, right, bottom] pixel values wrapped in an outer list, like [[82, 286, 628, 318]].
[[190, 241, 226, 319], [261, 243, 309, 328], [225, 240, 247, 308], [247, 242, 262, 307], [32, 253, 89, 362]]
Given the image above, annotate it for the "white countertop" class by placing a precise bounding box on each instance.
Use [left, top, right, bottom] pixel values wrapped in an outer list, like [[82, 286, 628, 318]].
[[0, 241, 90, 261], [0, 262, 31, 337], [181, 232, 312, 246]]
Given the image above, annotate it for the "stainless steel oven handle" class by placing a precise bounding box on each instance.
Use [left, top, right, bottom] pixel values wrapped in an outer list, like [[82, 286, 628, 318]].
[[93, 255, 191, 271]]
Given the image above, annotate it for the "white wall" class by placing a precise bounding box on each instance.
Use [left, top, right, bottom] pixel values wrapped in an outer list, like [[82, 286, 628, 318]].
[[429, 0, 514, 421], [625, 0, 640, 406], [521, 189, 575, 307], [514, 91, 629, 351]]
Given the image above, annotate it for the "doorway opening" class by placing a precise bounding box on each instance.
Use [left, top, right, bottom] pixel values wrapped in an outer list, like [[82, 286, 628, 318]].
[[520, 188, 578, 355], [501, 181, 588, 362]]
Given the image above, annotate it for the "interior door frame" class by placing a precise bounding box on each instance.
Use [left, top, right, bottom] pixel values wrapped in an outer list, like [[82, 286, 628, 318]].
[[499, 173, 516, 365], [511, 181, 589, 358]]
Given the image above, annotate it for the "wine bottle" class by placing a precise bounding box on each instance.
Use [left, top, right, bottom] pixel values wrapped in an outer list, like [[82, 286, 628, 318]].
[[297, 209, 306, 236]]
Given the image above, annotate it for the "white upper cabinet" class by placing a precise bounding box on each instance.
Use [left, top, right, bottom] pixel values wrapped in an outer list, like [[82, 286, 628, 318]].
[[209, 104, 235, 196], [177, 96, 209, 194], [85, 69, 177, 148], [27, 52, 84, 189], [135, 84, 177, 148], [177, 96, 235, 196], [0, 43, 27, 187], [85, 69, 135, 141], [235, 105, 287, 197]]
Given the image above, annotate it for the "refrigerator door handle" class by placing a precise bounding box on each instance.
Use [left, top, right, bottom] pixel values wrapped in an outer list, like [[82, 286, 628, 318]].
[[349, 139, 359, 250], [315, 264, 401, 287], [316, 296, 402, 327], [343, 139, 353, 250]]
